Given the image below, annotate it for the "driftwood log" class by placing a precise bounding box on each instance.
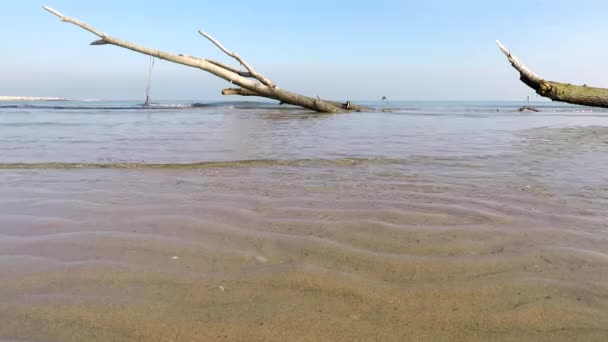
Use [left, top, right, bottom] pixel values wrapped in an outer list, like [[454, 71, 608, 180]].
[[43, 6, 369, 113], [497, 41, 608, 108], [516, 106, 540, 112]]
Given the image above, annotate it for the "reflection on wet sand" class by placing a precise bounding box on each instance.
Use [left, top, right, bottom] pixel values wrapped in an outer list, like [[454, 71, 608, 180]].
[[1, 157, 607, 341]]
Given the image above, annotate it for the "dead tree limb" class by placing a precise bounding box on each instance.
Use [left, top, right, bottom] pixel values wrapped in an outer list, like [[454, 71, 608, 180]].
[[43, 6, 370, 113], [176, 56, 253, 78], [221, 88, 360, 110], [206, 60, 252, 78], [198, 30, 275, 88], [222, 88, 260, 96], [497, 40, 608, 108], [516, 106, 540, 112]]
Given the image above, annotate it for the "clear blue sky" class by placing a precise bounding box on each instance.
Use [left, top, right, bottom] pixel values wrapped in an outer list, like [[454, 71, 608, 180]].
[[2, 0, 608, 101]]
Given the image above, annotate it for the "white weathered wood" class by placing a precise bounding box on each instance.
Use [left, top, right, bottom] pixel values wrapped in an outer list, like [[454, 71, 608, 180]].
[[496, 41, 542, 85], [198, 30, 275, 88], [43, 6, 107, 38], [206, 60, 252, 78], [177, 54, 252, 78], [43, 6, 350, 113]]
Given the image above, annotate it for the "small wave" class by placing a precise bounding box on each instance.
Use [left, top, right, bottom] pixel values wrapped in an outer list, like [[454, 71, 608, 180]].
[[0, 101, 287, 111], [0, 122, 94, 127], [149, 103, 192, 108], [0, 104, 195, 110], [191, 101, 294, 110], [0, 158, 400, 170]]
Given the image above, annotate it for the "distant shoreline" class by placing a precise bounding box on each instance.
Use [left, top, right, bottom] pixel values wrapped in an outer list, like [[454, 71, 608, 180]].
[[0, 96, 66, 101]]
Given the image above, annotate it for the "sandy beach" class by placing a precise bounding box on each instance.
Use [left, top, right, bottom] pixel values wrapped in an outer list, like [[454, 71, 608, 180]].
[[4, 0, 608, 339], [1, 164, 607, 341], [0, 102, 607, 341]]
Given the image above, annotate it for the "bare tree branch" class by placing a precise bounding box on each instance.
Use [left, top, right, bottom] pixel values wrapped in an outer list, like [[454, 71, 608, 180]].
[[198, 30, 275, 88], [42, 5, 356, 113], [221, 88, 367, 112], [207, 60, 252, 78], [496, 40, 543, 88], [497, 40, 608, 108], [222, 88, 260, 96], [43, 6, 107, 37], [176, 56, 251, 77]]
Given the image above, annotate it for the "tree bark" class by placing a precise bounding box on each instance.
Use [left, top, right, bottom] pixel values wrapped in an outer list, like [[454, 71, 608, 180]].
[[43, 6, 371, 113], [497, 41, 608, 108]]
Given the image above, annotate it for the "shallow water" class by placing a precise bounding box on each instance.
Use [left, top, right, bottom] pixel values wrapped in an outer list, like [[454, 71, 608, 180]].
[[1, 101, 607, 341]]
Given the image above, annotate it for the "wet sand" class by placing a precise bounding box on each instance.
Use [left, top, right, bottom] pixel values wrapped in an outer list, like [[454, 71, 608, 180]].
[[1, 159, 607, 341], [1, 103, 608, 341]]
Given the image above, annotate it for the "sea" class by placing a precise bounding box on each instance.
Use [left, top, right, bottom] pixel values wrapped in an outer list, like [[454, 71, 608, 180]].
[[0, 100, 607, 341]]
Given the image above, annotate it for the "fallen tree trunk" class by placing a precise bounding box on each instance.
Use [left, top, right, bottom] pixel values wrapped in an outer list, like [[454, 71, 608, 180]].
[[497, 41, 608, 108], [43, 6, 370, 113]]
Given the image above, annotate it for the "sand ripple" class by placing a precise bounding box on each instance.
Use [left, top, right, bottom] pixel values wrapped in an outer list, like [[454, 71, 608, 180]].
[[1, 166, 607, 341]]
